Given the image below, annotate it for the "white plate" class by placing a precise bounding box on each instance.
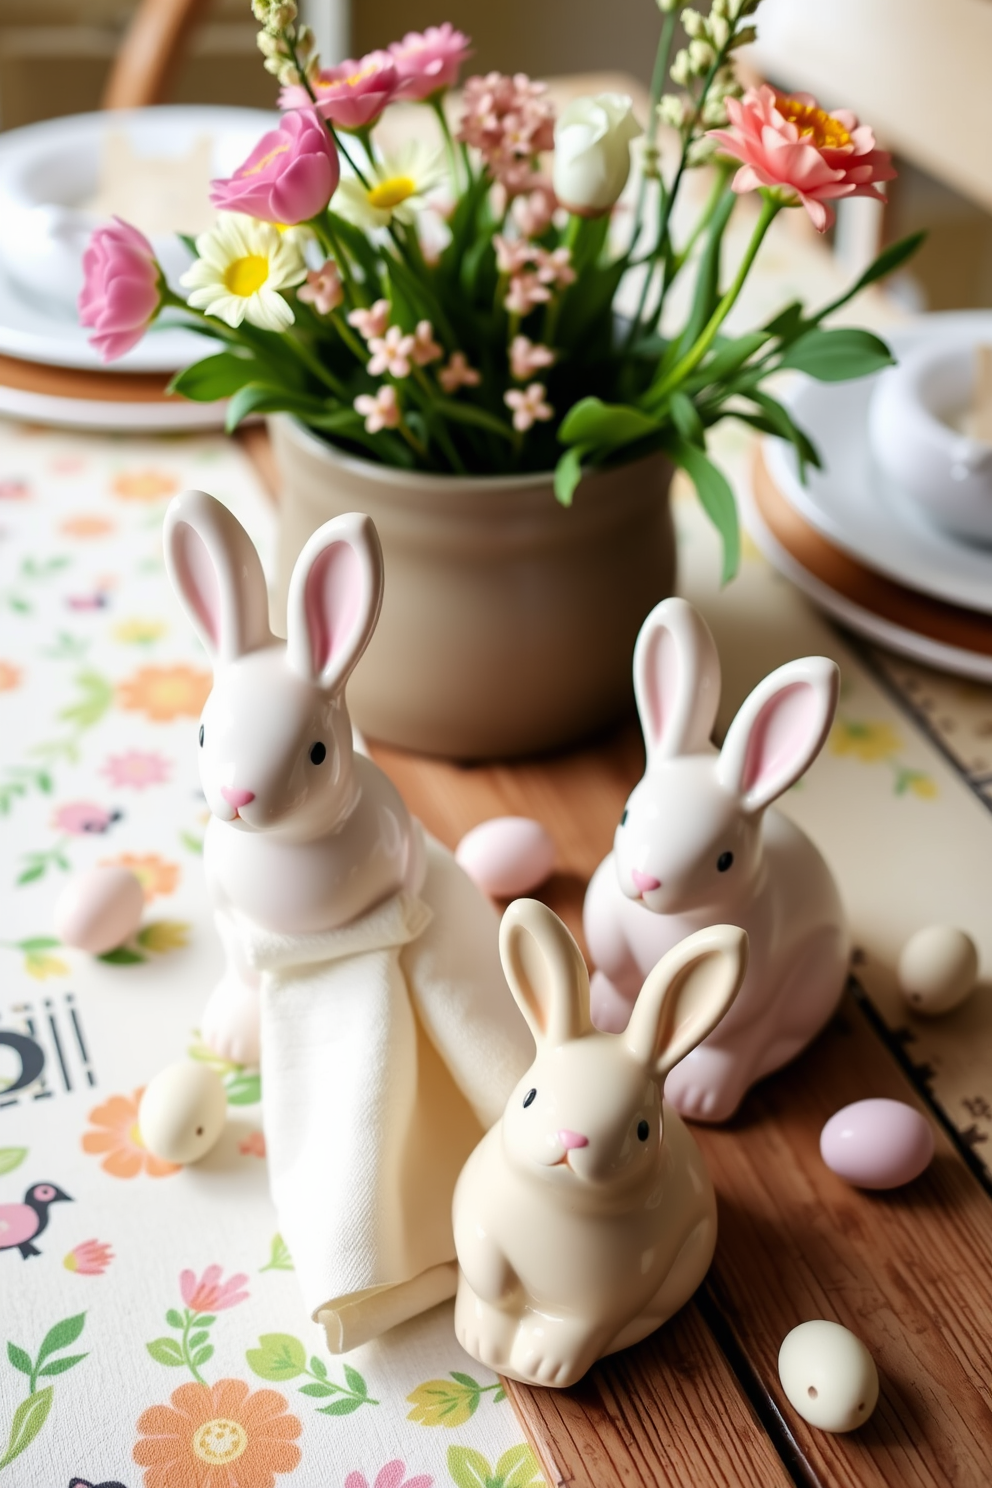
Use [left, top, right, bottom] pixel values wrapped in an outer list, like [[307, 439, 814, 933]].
[[764, 311, 992, 616], [0, 381, 228, 432]]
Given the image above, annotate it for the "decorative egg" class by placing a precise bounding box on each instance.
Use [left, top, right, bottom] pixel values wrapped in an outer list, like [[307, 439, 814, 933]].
[[778, 1319, 879, 1433], [53, 866, 144, 955], [820, 1097, 934, 1190], [138, 1061, 227, 1165], [898, 925, 978, 1016], [455, 817, 556, 899]]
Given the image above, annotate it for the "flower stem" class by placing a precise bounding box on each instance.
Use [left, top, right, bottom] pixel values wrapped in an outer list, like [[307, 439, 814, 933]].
[[285, 334, 348, 398], [430, 95, 461, 191], [331, 127, 372, 190], [181, 1310, 207, 1385]]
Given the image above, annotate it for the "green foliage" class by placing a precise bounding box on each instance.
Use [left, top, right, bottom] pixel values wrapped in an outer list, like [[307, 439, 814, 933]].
[[0, 1387, 52, 1470], [670, 438, 740, 585], [1, 1312, 87, 1471], [260, 1233, 293, 1272], [246, 1333, 306, 1381], [146, 1337, 185, 1367], [779, 327, 894, 382], [447, 1443, 543, 1488]]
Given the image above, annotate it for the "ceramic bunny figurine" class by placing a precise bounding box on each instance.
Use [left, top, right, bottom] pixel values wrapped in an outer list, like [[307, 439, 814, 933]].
[[453, 900, 747, 1388], [583, 597, 849, 1124]]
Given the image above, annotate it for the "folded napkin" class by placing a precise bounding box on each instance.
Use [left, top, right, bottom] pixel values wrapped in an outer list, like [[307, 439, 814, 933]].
[[228, 833, 533, 1352]]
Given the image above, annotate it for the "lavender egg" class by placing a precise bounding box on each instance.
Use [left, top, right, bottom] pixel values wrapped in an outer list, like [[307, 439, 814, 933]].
[[820, 1098, 934, 1190], [455, 817, 556, 899], [53, 865, 144, 956]]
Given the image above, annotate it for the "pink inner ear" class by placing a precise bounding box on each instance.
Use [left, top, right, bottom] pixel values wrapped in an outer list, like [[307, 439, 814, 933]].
[[176, 523, 221, 650], [305, 540, 364, 681], [741, 681, 818, 797], [644, 627, 678, 750]]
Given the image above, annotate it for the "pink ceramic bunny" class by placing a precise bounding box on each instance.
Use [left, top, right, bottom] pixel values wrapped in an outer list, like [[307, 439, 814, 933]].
[[453, 900, 748, 1388], [163, 490, 423, 1064], [583, 597, 849, 1123]]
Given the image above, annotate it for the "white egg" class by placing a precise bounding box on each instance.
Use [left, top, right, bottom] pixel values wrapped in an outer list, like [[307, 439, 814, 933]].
[[455, 817, 556, 899], [138, 1061, 228, 1165], [898, 925, 978, 1016], [778, 1320, 879, 1433], [54, 866, 144, 955]]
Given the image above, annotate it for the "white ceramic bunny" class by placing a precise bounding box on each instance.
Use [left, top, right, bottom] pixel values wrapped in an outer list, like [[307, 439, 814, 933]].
[[163, 489, 424, 1065], [453, 900, 747, 1388], [583, 597, 849, 1124]]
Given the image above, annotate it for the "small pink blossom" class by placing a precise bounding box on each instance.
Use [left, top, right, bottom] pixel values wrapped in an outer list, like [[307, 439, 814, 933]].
[[493, 234, 535, 276], [410, 320, 443, 367], [367, 325, 416, 378], [239, 1130, 266, 1158], [345, 1463, 433, 1488], [282, 51, 398, 130], [348, 299, 391, 340], [505, 272, 551, 316], [505, 381, 553, 432], [64, 1238, 114, 1275], [52, 801, 120, 836], [535, 246, 575, 289], [209, 109, 339, 226], [0, 479, 30, 500], [298, 258, 344, 315], [78, 218, 161, 363], [355, 385, 401, 433], [511, 185, 556, 237], [510, 335, 556, 381], [101, 749, 172, 791], [438, 352, 481, 393], [390, 24, 471, 101], [458, 72, 556, 196], [179, 1264, 250, 1314]]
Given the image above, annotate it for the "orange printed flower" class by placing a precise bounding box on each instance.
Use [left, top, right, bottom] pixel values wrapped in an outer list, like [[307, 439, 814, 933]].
[[239, 1130, 266, 1159], [101, 852, 180, 901], [0, 661, 20, 692], [118, 665, 211, 721], [60, 514, 115, 538], [111, 469, 180, 502], [134, 1378, 302, 1488], [82, 1089, 181, 1179]]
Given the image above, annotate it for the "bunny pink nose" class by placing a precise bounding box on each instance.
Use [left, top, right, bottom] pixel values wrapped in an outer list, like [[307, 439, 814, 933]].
[[632, 869, 661, 893], [221, 787, 255, 808], [558, 1129, 589, 1150]]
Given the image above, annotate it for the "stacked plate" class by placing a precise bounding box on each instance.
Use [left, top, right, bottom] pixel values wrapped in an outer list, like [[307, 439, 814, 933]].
[[746, 312, 992, 681]]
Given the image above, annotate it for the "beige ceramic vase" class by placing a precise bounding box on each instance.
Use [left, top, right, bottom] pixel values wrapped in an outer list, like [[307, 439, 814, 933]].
[[270, 415, 676, 759]]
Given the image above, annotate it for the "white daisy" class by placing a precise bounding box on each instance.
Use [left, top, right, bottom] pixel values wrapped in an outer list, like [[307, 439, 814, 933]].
[[181, 214, 307, 332], [334, 140, 445, 232]]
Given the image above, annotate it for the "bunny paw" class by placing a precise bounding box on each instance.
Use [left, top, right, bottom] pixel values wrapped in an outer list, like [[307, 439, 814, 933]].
[[454, 1290, 513, 1371], [201, 978, 261, 1067], [664, 1046, 749, 1124], [510, 1318, 594, 1389]]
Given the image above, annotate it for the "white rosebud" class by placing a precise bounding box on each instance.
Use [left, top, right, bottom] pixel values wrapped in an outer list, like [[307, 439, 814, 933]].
[[688, 38, 716, 71], [710, 14, 730, 48], [657, 94, 688, 129], [681, 8, 707, 38], [670, 49, 693, 86], [552, 93, 644, 217]]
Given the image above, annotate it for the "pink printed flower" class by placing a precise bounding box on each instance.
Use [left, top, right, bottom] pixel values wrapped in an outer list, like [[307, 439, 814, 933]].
[[180, 1264, 250, 1314], [511, 185, 556, 237], [707, 85, 896, 233], [438, 352, 481, 394], [348, 299, 391, 341], [0, 479, 29, 500], [209, 109, 339, 226], [79, 218, 162, 362], [368, 325, 415, 378], [281, 52, 398, 130], [52, 800, 120, 836], [505, 272, 551, 316], [410, 320, 443, 367], [298, 258, 343, 315], [505, 382, 553, 432], [390, 23, 471, 101], [345, 1463, 432, 1488], [239, 1130, 266, 1158], [64, 1238, 114, 1275], [354, 385, 401, 433], [101, 750, 172, 791], [510, 335, 556, 381]]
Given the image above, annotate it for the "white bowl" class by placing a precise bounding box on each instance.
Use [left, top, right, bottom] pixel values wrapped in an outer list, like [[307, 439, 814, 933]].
[[868, 341, 992, 545]]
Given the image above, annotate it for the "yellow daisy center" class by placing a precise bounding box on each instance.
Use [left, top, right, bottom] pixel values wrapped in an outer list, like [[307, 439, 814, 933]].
[[367, 175, 416, 211], [192, 1417, 248, 1466], [224, 254, 270, 297], [778, 97, 851, 150], [241, 143, 290, 177]]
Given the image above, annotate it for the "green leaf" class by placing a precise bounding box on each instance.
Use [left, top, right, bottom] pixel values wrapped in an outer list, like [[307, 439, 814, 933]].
[[744, 391, 822, 476], [16, 864, 45, 886], [309, 1355, 327, 1380], [763, 300, 805, 339], [146, 1337, 185, 1367], [245, 1333, 306, 1381], [188, 1331, 209, 1350], [817, 230, 925, 321], [192, 1345, 214, 1368], [671, 438, 740, 585], [317, 1395, 363, 1416], [433, 398, 516, 443], [0, 1384, 53, 1468], [15, 938, 59, 952], [169, 352, 257, 402], [553, 446, 587, 507], [96, 945, 145, 966], [299, 1381, 334, 1397], [558, 397, 659, 451], [343, 1364, 367, 1397], [260, 1233, 293, 1271], [225, 1071, 261, 1106], [779, 327, 894, 382], [193, 1315, 216, 1328], [165, 1309, 184, 1330], [0, 1147, 27, 1177], [447, 1445, 492, 1488], [180, 831, 203, 855], [37, 1313, 85, 1366], [685, 331, 769, 391], [6, 1344, 31, 1376], [37, 1352, 86, 1377], [449, 1372, 480, 1389], [669, 391, 705, 447], [497, 1443, 544, 1488]]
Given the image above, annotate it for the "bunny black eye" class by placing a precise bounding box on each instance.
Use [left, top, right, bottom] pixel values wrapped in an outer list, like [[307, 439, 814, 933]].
[[198, 725, 204, 747], [309, 742, 327, 766], [717, 851, 734, 872], [523, 1088, 537, 1108], [620, 809, 628, 827], [637, 1119, 650, 1141]]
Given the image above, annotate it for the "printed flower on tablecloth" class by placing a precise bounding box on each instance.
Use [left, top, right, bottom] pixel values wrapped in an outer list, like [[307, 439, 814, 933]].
[[133, 1379, 301, 1488], [113, 618, 167, 646], [101, 750, 172, 790], [100, 852, 179, 901], [239, 1131, 266, 1159], [181, 1265, 250, 1314], [117, 664, 211, 721], [345, 1461, 433, 1488], [0, 661, 21, 691], [81, 1089, 181, 1179], [110, 470, 179, 502], [64, 1238, 114, 1275], [0, 478, 30, 500], [830, 717, 937, 798], [60, 515, 115, 539], [406, 1372, 505, 1427], [447, 1444, 543, 1488], [52, 801, 122, 835]]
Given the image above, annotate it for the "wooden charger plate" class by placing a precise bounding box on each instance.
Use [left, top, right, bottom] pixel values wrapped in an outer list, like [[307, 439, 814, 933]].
[[0, 351, 226, 429]]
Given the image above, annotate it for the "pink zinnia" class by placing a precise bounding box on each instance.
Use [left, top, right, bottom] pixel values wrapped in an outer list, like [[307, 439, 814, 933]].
[[390, 24, 471, 101], [281, 51, 398, 131], [345, 1463, 432, 1488], [64, 1238, 114, 1275], [78, 218, 161, 362], [708, 85, 896, 233], [209, 109, 339, 226], [179, 1264, 250, 1314], [101, 749, 171, 791]]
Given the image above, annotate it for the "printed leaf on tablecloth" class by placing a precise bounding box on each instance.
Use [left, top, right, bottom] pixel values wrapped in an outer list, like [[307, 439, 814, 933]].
[[0, 1385, 53, 1469], [246, 1334, 306, 1381], [447, 1444, 544, 1488], [0, 1150, 26, 1177]]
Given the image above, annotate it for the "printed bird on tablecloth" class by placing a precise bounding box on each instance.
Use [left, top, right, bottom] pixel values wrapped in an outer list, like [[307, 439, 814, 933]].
[[0, 1181, 72, 1258]]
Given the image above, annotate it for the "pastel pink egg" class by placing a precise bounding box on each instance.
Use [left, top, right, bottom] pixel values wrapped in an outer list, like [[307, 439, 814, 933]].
[[455, 817, 556, 899], [53, 866, 145, 955], [820, 1098, 934, 1190]]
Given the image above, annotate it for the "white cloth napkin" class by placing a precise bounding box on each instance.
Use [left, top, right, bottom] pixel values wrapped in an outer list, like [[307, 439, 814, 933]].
[[228, 834, 534, 1352]]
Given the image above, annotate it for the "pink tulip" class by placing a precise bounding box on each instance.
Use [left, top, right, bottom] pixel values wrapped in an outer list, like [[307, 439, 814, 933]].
[[708, 85, 896, 233], [280, 51, 398, 131], [64, 1238, 114, 1275], [78, 218, 161, 362], [390, 24, 471, 101], [179, 1264, 250, 1313], [209, 109, 339, 225]]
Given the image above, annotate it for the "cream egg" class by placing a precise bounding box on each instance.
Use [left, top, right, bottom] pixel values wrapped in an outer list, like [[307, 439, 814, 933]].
[[779, 1319, 879, 1432], [820, 1097, 934, 1190], [455, 817, 556, 899], [138, 1061, 227, 1165], [898, 925, 978, 1016], [54, 865, 144, 955]]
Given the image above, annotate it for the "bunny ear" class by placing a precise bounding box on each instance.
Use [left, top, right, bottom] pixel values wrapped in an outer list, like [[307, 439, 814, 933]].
[[633, 598, 721, 765], [499, 899, 591, 1048], [717, 657, 839, 815], [163, 490, 273, 667], [285, 512, 384, 692], [625, 924, 748, 1078]]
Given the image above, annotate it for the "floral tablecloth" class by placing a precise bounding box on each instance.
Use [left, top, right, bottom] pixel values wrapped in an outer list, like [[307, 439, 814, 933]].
[[0, 423, 540, 1488]]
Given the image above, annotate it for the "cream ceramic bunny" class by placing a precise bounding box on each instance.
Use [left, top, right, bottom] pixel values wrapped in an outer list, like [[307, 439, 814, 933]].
[[453, 901, 747, 1388], [583, 597, 849, 1124], [163, 490, 423, 1065]]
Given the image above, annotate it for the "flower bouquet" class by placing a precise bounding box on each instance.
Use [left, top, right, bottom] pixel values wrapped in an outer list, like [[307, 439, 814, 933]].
[[79, 0, 918, 584]]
